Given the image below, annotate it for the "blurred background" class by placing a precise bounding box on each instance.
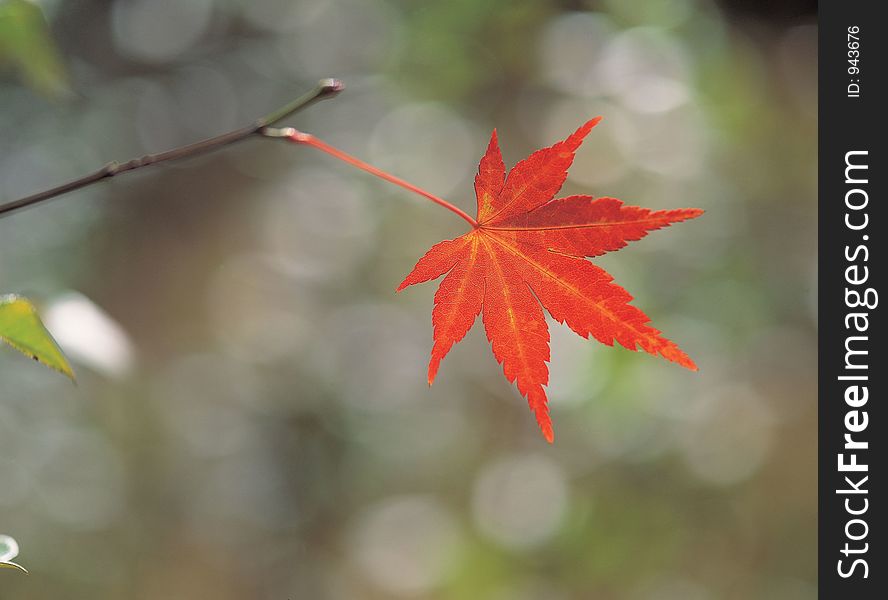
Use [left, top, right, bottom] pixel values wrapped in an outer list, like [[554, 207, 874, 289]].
[[1, 0, 816, 598]]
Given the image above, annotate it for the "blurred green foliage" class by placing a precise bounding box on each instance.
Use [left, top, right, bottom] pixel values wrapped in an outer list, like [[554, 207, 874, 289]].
[[0, 0, 67, 97]]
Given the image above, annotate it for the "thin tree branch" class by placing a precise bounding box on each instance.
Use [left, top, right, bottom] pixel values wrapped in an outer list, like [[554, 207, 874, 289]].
[[0, 78, 344, 218]]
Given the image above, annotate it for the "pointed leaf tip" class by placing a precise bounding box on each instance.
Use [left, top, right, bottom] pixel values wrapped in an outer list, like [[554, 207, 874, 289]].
[[0, 561, 28, 573], [0, 295, 74, 380], [585, 116, 603, 130], [428, 358, 439, 386], [543, 426, 554, 444], [569, 117, 602, 143]]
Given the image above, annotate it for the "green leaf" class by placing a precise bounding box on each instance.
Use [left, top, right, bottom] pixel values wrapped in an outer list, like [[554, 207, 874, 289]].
[[0, 0, 68, 97], [0, 294, 74, 380], [0, 535, 27, 573]]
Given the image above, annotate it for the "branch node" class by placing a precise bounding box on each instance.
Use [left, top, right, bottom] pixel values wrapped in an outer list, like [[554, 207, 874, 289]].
[[260, 127, 298, 138]]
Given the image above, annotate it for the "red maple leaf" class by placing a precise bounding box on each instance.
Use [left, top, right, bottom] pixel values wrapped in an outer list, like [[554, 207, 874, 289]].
[[397, 119, 702, 442]]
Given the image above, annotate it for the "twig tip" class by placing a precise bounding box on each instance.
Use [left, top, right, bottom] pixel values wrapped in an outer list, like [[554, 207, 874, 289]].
[[319, 78, 345, 96]]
